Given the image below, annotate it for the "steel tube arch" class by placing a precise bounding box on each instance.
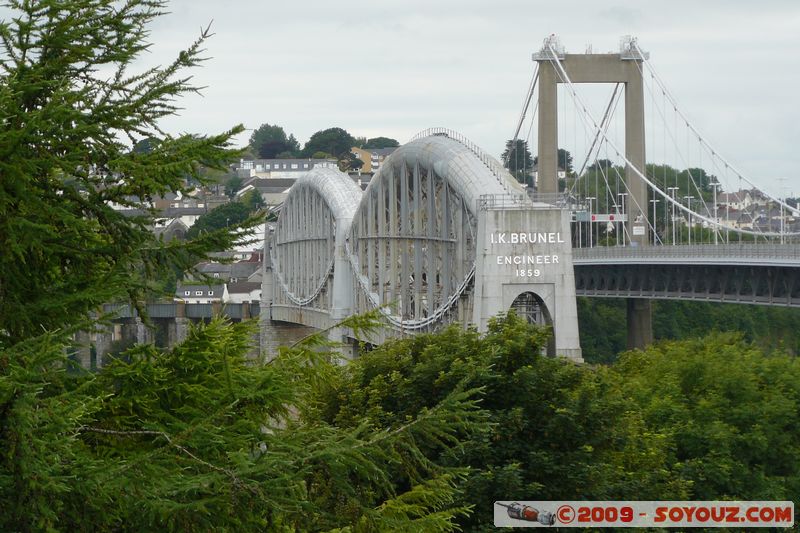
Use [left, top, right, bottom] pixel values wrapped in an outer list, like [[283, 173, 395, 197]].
[[347, 131, 526, 330], [271, 167, 361, 308]]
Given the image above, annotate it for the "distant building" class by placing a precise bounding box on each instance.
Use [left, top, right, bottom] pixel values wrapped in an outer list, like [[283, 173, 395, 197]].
[[190, 257, 261, 284], [225, 281, 261, 304], [233, 158, 338, 180], [174, 283, 227, 304], [152, 218, 188, 242], [718, 190, 753, 211], [351, 147, 397, 173], [193, 262, 232, 281], [235, 177, 296, 206]]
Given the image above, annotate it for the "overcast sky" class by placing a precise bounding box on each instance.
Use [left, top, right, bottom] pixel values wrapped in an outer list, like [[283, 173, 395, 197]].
[[5, 1, 800, 195]]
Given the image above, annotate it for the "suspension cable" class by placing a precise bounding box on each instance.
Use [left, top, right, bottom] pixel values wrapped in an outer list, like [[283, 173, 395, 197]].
[[545, 43, 799, 238], [634, 42, 796, 214]]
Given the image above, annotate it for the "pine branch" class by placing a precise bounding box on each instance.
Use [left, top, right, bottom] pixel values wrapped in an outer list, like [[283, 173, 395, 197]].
[[79, 425, 258, 493]]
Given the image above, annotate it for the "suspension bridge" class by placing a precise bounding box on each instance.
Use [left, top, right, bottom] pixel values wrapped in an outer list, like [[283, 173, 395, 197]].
[[262, 35, 800, 360]]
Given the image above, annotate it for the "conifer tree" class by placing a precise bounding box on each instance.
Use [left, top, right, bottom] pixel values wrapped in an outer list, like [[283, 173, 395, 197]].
[[0, 2, 484, 529], [0, 0, 258, 345]]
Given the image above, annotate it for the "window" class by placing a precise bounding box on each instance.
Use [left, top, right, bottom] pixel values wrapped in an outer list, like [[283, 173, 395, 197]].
[[213, 273, 219, 278], [291, 163, 298, 169], [282, 164, 287, 169], [184, 290, 190, 296], [208, 290, 214, 296], [195, 290, 202, 296], [303, 163, 309, 168]]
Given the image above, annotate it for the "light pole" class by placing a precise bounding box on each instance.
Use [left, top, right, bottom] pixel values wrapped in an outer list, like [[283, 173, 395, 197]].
[[778, 177, 787, 245], [667, 187, 679, 245], [649, 199, 660, 245], [683, 195, 695, 246], [586, 196, 596, 248], [612, 203, 620, 246], [618, 192, 628, 246], [710, 182, 720, 245]]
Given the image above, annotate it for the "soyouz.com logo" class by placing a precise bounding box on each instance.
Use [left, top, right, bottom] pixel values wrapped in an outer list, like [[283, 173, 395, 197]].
[[493, 501, 794, 528]]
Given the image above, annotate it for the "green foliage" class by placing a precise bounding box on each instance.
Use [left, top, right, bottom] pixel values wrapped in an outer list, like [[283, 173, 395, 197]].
[[1, 316, 484, 530], [248, 123, 300, 159], [559, 149, 574, 173], [317, 315, 800, 531], [577, 298, 800, 364], [533, 148, 573, 173], [576, 297, 627, 363], [0, 0, 256, 346], [363, 136, 399, 149], [302, 127, 356, 159], [502, 139, 534, 184], [314, 314, 685, 531], [0, 1, 486, 530], [132, 137, 161, 154], [225, 175, 244, 198], [186, 201, 253, 240], [587, 158, 614, 171], [614, 334, 800, 500], [340, 153, 363, 172], [572, 163, 718, 215], [242, 189, 266, 211]]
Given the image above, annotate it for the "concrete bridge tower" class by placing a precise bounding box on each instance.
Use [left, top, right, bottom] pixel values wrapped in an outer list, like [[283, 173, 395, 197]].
[[534, 36, 653, 348]]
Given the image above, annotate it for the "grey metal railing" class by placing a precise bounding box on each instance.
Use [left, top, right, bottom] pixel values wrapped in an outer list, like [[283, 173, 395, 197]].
[[410, 127, 516, 193], [574, 243, 800, 263], [101, 302, 260, 320], [477, 193, 530, 210]]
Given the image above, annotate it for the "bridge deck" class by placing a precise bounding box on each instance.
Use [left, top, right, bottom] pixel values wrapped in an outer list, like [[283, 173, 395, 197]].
[[573, 244, 800, 267]]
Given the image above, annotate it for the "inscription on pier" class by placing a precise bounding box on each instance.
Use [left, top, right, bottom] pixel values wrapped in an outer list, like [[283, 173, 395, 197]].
[[489, 232, 563, 278]]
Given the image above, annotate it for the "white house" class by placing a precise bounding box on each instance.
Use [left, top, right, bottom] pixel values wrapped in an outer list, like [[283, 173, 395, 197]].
[[174, 283, 227, 304], [718, 190, 753, 211], [234, 158, 339, 180], [225, 282, 261, 304]]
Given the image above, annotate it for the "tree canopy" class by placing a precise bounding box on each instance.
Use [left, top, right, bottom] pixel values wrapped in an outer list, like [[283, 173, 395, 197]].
[[363, 136, 400, 149], [248, 123, 300, 159], [248, 124, 300, 159], [224, 175, 244, 198], [0, 0, 258, 344], [316, 314, 800, 530], [533, 148, 573, 173], [3, 2, 798, 531], [0, 2, 482, 530], [302, 127, 365, 172], [186, 201, 252, 240], [502, 139, 534, 184], [302, 127, 356, 159], [132, 137, 161, 154]]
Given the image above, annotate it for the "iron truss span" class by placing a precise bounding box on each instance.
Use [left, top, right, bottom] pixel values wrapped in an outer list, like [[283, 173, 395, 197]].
[[346, 131, 525, 330], [573, 245, 800, 306], [271, 167, 361, 308]]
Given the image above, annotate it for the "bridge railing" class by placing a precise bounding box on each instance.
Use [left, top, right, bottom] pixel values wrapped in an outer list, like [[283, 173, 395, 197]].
[[101, 302, 261, 320], [574, 243, 800, 262], [477, 194, 529, 210], [410, 127, 517, 193], [477, 193, 575, 210]]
